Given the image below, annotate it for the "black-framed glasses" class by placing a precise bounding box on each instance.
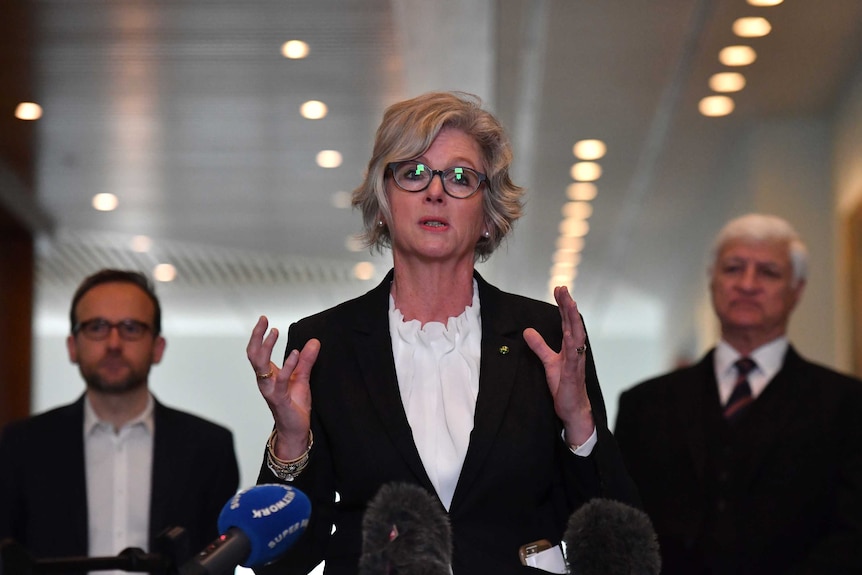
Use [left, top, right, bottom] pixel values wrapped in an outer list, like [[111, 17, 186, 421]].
[[387, 161, 487, 199], [73, 318, 152, 341]]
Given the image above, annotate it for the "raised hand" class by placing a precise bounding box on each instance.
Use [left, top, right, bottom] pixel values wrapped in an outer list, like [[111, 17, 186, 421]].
[[523, 286, 594, 446], [247, 315, 320, 459]]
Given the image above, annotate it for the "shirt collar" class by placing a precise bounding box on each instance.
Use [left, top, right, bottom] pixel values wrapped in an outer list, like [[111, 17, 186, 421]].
[[715, 336, 789, 381], [84, 392, 155, 435]]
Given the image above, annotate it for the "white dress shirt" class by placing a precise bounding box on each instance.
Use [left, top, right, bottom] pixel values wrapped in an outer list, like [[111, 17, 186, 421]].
[[84, 393, 154, 575], [714, 337, 789, 405]]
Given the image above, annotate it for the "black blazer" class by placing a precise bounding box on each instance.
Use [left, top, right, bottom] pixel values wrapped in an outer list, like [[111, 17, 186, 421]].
[[0, 395, 240, 568], [258, 270, 640, 575], [615, 346, 862, 575]]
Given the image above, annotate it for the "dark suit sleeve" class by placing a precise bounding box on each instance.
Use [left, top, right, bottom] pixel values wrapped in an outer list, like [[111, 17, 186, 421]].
[[790, 375, 862, 573], [0, 423, 22, 544]]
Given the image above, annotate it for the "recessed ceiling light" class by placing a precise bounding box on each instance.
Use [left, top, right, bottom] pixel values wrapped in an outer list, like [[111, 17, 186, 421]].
[[281, 40, 309, 59], [566, 182, 598, 201], [572, 139, 606, 160], [331, 190, 352, 209], [559, 218, 590, 237], [15, 102, 43, 120], [353, 262, 375, 281], [709, 72, 746, 93], [316, 150, 342, 168], [733, 17, 771, 38], [719, 45, 757, 66], [570, 162, 602, 182], [130, 235, 152, 253], [553, 250, 582, 266], [92, 193, 118, 211], [300, 100, 328, 120], [345, 235, 365, 252], [746, 0, 782, 6], [556, 236, 585, 252], [561, 201, 593, 220], [699, 95, 735, 117], [153, 263, 177, 282]]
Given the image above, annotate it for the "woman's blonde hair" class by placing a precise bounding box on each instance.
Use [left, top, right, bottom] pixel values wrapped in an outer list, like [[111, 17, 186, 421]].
[[352, 91, 524, 262]]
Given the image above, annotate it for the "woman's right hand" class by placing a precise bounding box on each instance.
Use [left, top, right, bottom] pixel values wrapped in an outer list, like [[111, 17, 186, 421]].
[[247, 315, 321, 460]]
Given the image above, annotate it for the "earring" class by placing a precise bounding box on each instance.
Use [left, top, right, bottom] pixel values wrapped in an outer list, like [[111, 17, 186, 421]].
[[483, 230, 490, 238], [378, 220, 385, 227]]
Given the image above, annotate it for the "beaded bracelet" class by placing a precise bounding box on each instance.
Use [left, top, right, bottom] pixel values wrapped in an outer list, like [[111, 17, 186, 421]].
[[265, 428, 313, 482]]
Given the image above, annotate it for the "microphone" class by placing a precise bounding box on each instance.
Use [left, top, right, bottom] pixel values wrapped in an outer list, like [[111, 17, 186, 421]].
[[180, 483, 311, 575], [563, 498, 661, 575], [358, 482, 452, 575]]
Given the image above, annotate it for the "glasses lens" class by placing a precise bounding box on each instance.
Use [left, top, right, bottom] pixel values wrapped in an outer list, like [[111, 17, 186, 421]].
[[443, 167, 481, 197], [82, 319, 110, 338], [77, 319, 150, 340], [118, 320, 149, 339], [393, 161, 430, 191]]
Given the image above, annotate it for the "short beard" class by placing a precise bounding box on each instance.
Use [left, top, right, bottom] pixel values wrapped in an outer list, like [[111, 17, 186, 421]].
[[83, 372, 148, 395]]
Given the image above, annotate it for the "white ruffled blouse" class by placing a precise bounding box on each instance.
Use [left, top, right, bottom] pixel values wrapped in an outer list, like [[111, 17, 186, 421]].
[[388, 280, 481, 510]]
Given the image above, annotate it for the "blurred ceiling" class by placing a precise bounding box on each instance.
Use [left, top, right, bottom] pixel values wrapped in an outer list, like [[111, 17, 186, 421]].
[[4, 0, 862, 344]]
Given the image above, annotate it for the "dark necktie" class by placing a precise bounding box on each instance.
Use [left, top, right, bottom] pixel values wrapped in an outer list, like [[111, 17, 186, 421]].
[[724, 357, 757, 423]]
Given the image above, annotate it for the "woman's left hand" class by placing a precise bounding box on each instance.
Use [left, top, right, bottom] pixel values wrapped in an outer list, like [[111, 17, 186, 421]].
[[523, 285, 594, 446]]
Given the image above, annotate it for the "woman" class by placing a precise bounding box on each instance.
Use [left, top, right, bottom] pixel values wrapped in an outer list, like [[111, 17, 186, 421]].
[[247, 91, 639, 574]]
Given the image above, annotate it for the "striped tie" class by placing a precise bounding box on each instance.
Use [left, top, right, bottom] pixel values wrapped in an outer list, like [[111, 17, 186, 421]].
[[724, 357, 757, 422]]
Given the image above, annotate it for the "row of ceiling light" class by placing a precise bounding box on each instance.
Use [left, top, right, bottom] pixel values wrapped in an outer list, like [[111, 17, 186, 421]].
[[699, 0, 784, 117], [547, 140, 604, 295]]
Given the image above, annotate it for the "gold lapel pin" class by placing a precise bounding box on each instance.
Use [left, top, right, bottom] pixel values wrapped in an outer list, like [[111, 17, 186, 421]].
[[499, 345, 509, 355]]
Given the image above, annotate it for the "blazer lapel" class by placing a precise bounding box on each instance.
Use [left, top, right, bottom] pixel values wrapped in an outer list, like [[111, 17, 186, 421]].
[[350, 271, 433, 488], [67, 397, 90, 554], [678, 352, 717, 482], [449, 274, 524, 510]]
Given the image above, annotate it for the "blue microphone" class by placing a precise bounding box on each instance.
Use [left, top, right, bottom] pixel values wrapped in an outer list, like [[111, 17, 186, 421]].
[[181, 484, 311, 575]]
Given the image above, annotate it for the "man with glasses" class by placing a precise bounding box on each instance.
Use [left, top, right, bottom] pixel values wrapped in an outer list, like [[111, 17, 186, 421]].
[[0, 269, 239, 573]]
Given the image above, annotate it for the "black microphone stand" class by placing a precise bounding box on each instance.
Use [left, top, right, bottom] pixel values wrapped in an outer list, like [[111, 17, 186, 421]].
[[1, 527, 189, 575]]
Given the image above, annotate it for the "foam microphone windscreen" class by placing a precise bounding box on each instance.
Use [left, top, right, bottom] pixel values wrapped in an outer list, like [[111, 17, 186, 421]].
[[563, 498, 661, 575], [216, 483, 311, 568], [358, 482, 452, 575]]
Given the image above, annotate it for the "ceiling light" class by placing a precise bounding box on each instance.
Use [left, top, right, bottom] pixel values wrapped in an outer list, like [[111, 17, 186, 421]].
[[92, 193, 118, 211], [719, 45, 757, 66], [15, 102, 43, 120], [300, 100, 328, 120], [746, 0, 782, 6], [130, 235, 152, 253], [566, 182, 598, 201], [153, 263, 177, 282], [281, 40, 309, 59], [570, 162, 602, 182], [562, 201, 593, 220], [733, 17, 771, 38], [559, 218, 590, 237], [353, 262, 375, 281], [556, 236, 585, 252], [572, 139, 606, 160], [331, 190, 352, 209], [709, 72, 746, 93], [345, 235, 365, 252], [699, 95, 735, 117], [316, 150, 343, 168], [553, 250, 582, 266]]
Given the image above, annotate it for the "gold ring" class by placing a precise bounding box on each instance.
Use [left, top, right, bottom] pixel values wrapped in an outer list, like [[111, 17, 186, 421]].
[[575, 345, 587, 355], [256, 369, 274, 380]]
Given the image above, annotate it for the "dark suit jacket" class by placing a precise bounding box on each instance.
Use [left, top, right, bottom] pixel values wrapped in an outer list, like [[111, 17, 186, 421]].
[[615, 346, 862, 575], [0, 394, 239, 569], [257, 270, 640, 575]]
